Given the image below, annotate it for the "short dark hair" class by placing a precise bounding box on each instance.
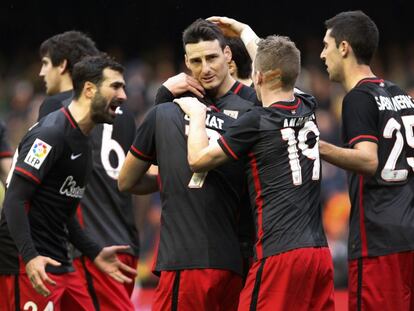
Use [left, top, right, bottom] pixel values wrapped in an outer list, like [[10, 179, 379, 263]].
[[255, 35, 300, 90], [39, 31, 99, 76], [182, 19, 226, 50], [325, 10, 379, 65], [226, 37, 252, 79], [72, 54, 124, 99]]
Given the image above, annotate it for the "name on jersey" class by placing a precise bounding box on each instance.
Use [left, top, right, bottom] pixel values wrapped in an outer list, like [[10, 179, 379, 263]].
[[59, 176, 85, 198], [24, 138, 52, 169], [283, 114, 316, 128], [375, 95, 414, 111], [184, 114, 224, 130]]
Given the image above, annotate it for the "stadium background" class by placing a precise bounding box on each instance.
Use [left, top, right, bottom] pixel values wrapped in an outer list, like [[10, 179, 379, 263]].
[[1, 1, 413, 310]]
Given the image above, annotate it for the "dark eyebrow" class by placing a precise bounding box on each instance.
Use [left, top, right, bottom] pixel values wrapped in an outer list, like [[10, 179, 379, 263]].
[[110, 81, 125, 88]]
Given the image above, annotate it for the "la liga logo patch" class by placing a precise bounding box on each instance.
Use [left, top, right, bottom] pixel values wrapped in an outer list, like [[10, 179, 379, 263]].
[[24, 138, 52, 169]]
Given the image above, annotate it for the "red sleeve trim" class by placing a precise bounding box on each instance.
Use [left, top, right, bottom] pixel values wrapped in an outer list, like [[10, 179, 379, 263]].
[[15, 166, 41, 184], [219, 137, 239, 160], [0, 151, 13, 158], [61, 107, 77, 129], [349, 135, 378, 145], [130, 145, 153, 160], [233, 83, 243, 95]]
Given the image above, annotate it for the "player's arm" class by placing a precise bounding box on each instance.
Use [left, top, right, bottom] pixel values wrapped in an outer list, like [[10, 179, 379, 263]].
[[174, 97, 230, 172], [319, 140, 378, 176], [118, 153, 158, 194], [4, 174, 61, 296], [207, 16, 259, 62], [320, 89, 380, 176], [0, 156, 12, 185]]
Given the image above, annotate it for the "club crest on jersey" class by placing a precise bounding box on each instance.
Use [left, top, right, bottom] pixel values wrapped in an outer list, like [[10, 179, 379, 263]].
[[223, 109, 239, 119], [59, 176, 85, 198], [24, 138, 52, 169]]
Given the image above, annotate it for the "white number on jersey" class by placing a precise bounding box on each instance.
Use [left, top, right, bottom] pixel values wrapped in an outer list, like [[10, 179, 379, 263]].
[[281, 121, 320, 185], [381, 116, 414, 181], [23, 301, 54, 311], [185, 125, 221, 188], [100, 124, 126, 180]]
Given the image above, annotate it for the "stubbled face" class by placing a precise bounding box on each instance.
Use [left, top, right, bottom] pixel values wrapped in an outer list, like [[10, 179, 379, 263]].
[[185, 39, 231, 95], [39, 56, 62, 95], [320, 29, 344, 83], [90, 68, 127, 124]]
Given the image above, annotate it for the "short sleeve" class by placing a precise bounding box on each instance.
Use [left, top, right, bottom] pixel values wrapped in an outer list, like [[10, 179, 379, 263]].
[[130, 106, 157, 163], [342, 90, 379, 147], [218, 110, 260, 160], [13, 126, 64, 185]]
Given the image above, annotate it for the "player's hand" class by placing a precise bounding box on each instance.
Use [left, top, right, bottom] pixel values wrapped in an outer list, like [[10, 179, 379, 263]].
[[207, 16, 248, 37], [26, 256, 61, 297], [174, 97, 207, 117], [163, 73, 205, 98], [93, 245, 137, 284]]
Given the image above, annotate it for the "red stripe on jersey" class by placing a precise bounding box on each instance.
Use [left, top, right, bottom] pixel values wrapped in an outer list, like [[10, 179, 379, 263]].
[[359, 175, 368, 257], [61, 107, 76, 129], [209, 105, 220, 112], [76, 204, 84, 228], [0, 151, 13, 158], [15, 166, 41, 184], [270, 98, 301, 110], [130, 145, 153, 160], [357, 78, 384, 86], [349, 135, 378, 145], [233, 83, 243, 95], [249, 152, 264, 259], [219, 137, 239, 160]]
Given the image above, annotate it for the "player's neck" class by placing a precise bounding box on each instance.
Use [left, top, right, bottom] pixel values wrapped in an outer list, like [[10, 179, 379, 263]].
[[261, 88, 294, 107], [213, 75, 236, 98], [58, 75, 73, 93], [67, 100, 95, 135], [343, 62, 375, 92]]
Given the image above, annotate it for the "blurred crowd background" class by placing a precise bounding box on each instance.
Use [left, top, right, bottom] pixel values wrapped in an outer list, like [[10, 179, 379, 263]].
[[1, 0, 414, 302]]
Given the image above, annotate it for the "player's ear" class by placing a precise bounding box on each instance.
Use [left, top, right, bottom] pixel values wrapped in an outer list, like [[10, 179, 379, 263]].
[[83, 81, 97, 99], [58, 59, 68, 74], [339, 40, 350, 57], [184, 54, 190, 70], [223, 45, 232, 63], [228, 60, 236, 76]]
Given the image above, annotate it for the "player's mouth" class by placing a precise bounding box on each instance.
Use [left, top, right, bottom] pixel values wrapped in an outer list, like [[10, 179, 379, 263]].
[[108, 100, 123, 116], [201, 75, 215, 84]]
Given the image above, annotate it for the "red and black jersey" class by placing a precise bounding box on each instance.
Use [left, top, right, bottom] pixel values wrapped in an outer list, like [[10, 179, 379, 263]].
[[342, 78, 414, 259], [218, 93, 328, 260], [0, 107, 94, 274], [130, 103, 246, 275], [38, 92, 140, 258], [75, 108, 139, 257]]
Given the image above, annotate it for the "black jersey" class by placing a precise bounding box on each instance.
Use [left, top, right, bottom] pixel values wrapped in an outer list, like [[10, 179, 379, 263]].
[[0, 107, 93, 273], [38, 92, 140, 257], [0, 120, 12, 159], [37, 90, 73, 120], [218, 94, 328, 260], [130, 103, 245, 275], [342, 78, 414, 259], [75, 107, 139, 257]]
